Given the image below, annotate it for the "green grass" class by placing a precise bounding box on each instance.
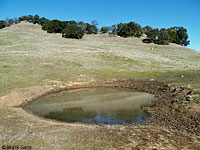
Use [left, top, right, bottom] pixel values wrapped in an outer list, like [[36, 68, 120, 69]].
[[0, 56, 199, 96], [93, 69, 200, 88], [97, 53, 144, 69], [2, 65, 9, 68]]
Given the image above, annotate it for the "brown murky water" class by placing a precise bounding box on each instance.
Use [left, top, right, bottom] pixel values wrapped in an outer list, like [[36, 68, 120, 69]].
[[25, 88, 156, 124]]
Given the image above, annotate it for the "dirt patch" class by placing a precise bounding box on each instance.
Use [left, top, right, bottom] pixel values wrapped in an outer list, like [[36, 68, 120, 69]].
[[0, 85, 54, 107], [0, 81, 97, 107]]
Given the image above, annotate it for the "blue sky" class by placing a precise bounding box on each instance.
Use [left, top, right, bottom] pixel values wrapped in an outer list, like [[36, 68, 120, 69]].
[[0, 0, 200, 50]]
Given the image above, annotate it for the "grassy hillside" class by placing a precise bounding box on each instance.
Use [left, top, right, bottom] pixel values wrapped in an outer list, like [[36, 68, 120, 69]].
[[0, 22, 200, 95]]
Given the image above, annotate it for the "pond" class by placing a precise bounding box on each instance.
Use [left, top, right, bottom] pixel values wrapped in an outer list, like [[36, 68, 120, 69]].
[[25, 87, 156, 124]]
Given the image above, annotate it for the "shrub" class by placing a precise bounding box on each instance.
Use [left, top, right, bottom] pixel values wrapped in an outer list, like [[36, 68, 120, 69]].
[[142, 39, 153, 44]]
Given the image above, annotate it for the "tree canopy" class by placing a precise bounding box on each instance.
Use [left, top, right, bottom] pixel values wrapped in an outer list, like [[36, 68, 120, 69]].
[[114, 22, 143, 38], [173, 27, 190, 46], [62, 24, 84, 39], [42, 20, 65, 33], [33, 14, 39, 24]]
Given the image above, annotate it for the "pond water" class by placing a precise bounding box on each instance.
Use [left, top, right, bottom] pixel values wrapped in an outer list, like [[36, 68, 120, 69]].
[[25, 88, 156, 124]]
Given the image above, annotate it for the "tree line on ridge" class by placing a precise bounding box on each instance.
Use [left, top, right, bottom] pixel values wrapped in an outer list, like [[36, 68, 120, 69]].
[[0, 14, 190, 46]]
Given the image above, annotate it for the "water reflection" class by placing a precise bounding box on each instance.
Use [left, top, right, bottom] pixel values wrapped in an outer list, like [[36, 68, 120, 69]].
[[25, 88, 155, 124], [44, 107, 96, 122]]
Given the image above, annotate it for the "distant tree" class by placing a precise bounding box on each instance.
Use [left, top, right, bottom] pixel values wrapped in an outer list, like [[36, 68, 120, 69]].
[[33, 14, 39, 24], [81, 23, 91, 34], [41, 21, 49, 31], [91, 25, 98, 34], [100, 26, 110, 33], [42, 20, 65, 33], [146, 28, 159, 42], [82, 23, 98, 34], [143, 26, 153, 34], [81, 23, 90, 34], [116, 22, 124, 34], [8, 19, 14, 26], [19, 16, 26, 22], [156, 29, 170, 45], [91, 20, 98, 33], [26, 15, 33, 22], [173, 26, 190, 46], [4, 18, 14, 26], [0, 20, 6, 29], [167, 28, 178, 43], [39, 17, 48, 25], [143, 28, 170, 45], [117, 22, 143, 38], [117, 23, 129, 37], [109, 24, 117, 36], [19, 16, 23, 22], [127, 22, 143, 37], [62, 24, 84, 39]]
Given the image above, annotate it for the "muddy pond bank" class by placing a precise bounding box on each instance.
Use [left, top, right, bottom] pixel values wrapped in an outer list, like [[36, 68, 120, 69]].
[[0, 79, 200, 136], [109, 80, 200, 136]]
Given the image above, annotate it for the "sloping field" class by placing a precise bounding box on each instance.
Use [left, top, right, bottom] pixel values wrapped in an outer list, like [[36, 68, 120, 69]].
[[0, 22, 200, 95]]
